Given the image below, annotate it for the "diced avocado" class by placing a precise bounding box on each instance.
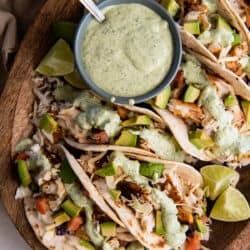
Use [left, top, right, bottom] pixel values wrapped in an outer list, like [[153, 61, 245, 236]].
[[36, 39, 74, 76], [108, 189, 121, 201], [224, 94, 237, 107], [46, 211, 71, 230], [115, 130, 137, 146], [61, 199, 82, 217], [161, 0, 180, 17], [64, 69, 87, 89], [79, 239, 95, 250], [139, 163, 164, 178], [217, 16, 232, 31], [183, 85, 201, 103], [189, 129, 214, 149], [184, 21, 200, 35], [53, 21, 77, 44], [155, 211, 165, 235], [232, 33, 241, 46], [95, 163, 117, 177], [17, 160, 32, 187], [39, 114, 58, 134], [154, 85, 171, 109], [122, 115, 152, 127], [241, 100, 250, 126], [59, 158, 77, 183], [100, 221, 116, 237], [54, 211, 71, 225], [195, 217, 207, 233]]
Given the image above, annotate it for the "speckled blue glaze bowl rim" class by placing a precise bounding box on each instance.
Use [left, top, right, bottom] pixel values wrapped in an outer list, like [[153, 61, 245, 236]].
[[74, 0, 182, 104]]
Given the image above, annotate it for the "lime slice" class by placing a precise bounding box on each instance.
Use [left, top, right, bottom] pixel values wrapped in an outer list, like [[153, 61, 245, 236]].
[[210, 187, 250, 222], [64, 69, 87, 89], [53, 21, 77, 44], [36, 39, 74, 76], [200, 165, 239, 200]]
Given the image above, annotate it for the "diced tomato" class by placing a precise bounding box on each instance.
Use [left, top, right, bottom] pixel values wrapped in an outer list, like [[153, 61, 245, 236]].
[[185, 233, 201, 250], [117, 106, 129, 119], [246, 15, 250, 28], [67, 216, 84, 231], [92, 130, 109, 144], [16, 152, 29, 161], [35, 197, 49, 215]]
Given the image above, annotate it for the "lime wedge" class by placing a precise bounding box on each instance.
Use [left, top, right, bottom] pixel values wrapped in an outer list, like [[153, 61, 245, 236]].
[[64, 69, 87, 89], [36, 39, 74, 76], [210, 187, 250, 222], [200, 165, 239, 200]]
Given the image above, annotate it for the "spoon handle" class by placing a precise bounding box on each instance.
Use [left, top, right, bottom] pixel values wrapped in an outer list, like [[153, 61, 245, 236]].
[[79, 0, 105, 22]]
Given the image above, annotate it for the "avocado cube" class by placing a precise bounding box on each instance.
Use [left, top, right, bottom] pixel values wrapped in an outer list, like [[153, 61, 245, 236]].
[[100, 221, 116, 237], [140, 163, 164, 178], [95, 163, 117, 177], [183, 85, 201, 103], [46, 211, 71, 230], [232, 33, 241, 46], [122, 115, 152, 127], [115, 130, 137, 147], [184, 21, 200, 35], [53, 211, 71, 225], [224, 94, 237, 107], [108, 189, 121, 201], [189, 129, 214, 149], [161, 0, 180, 17], [217, 16, 232, 31], [79, 240, 95, 250], [155, 85, 171, 109], [61, 199, 82, 217], [241, 100, 250, 126], [155, 211, 165, 235], [39, 114, 58, 134], [17, 160, 32, 187]]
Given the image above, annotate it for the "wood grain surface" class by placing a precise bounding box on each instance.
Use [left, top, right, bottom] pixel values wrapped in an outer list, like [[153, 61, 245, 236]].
[[0, 0, 249, 249]]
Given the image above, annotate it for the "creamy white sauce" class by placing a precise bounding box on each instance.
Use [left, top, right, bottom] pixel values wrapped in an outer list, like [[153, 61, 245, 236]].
[[139, 129, 185, 161], [82, 4, 173, 97], [152, 189, 187, 249]]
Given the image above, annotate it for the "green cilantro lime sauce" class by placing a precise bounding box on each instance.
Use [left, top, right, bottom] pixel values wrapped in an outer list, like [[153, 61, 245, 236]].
[[181, 54, 209, 88], [76, 104, 121, 137], [112, 152, 148, 185], [198, 28, 234, 48], [65, 183, 104, 246], [139, 129, 185, 161], [82, 4, 173, 97], [240, 56, 250, 78], [15, 138, 33, 153], [152, 189, 187, 248], [200, 85, 250, 156], [202, 0, 217, 13]]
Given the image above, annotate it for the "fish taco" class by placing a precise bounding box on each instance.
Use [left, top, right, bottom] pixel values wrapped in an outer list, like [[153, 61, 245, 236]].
[[153, 51, 250, 167], [15, 139, 147, 250], [164, 0, 250, 97], [62, 145, 208, 250]]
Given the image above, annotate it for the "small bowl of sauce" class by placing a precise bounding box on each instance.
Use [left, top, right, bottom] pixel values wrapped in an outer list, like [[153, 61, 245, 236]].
[[75, 0, 182, 104]]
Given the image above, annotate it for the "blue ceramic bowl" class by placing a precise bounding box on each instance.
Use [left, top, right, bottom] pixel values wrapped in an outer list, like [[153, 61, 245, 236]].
[[74, 0, 182, 104]]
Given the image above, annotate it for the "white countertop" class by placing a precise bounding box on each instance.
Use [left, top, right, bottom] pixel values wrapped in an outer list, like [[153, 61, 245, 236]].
[[0, 201, 30, 250]]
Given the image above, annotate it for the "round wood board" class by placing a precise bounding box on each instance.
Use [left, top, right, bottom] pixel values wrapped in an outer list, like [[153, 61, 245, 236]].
[[0, 0, 249, 249]]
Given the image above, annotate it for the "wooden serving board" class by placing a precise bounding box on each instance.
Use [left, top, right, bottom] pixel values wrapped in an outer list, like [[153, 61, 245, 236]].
[[0, 0, 249, 249]]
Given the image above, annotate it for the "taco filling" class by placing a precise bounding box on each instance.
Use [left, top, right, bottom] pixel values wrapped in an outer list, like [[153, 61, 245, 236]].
[[155, 52, 250, 167], [165, 0, 250, 86], [15, 140, 144, 250]]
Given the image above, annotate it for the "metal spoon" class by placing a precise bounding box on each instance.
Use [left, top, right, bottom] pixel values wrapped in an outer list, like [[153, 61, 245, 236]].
[[79, 0, 105, 22]]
